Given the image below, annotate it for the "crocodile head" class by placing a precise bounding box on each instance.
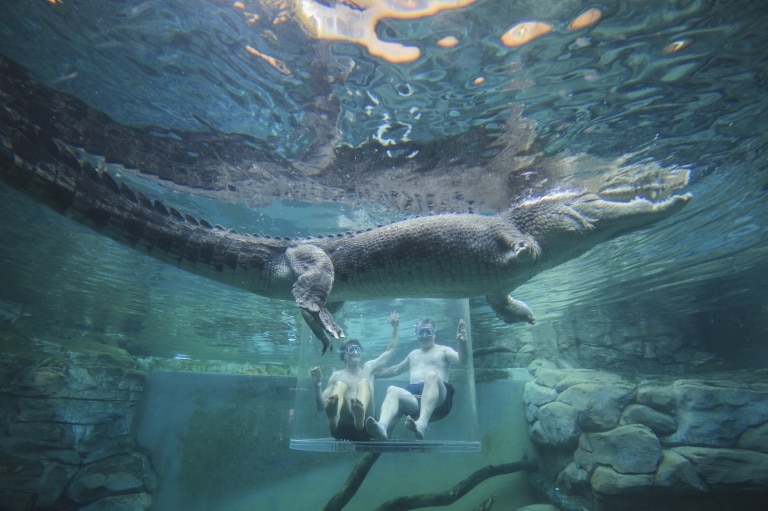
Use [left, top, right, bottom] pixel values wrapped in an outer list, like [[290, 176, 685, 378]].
[[508, 189, 692, 268]]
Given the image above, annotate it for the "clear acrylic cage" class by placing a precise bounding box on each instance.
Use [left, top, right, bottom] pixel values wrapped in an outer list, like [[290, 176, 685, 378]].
[[289, 298, 480, 453]]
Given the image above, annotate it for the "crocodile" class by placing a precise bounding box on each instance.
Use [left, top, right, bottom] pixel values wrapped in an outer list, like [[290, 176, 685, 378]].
[[0, 115, 691, 353]]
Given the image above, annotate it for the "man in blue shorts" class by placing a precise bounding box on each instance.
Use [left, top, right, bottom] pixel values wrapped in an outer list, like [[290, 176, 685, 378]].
[[365, 317, 468, 440]]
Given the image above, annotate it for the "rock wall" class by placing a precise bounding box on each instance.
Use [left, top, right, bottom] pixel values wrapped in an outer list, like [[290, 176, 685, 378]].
[[473, 300, 726, 375], [523, 360, 768, 511], [0, 331, 156, 511]]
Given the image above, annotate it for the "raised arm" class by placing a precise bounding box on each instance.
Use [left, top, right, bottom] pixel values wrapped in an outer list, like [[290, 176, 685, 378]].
[[386, 311, 400, 352], [367, 311, 400, 371], [454, 319, 469, 365]]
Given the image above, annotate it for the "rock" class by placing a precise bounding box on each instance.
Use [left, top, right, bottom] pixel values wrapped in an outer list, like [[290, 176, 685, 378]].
[[556, 382, 636, 430], [78, 492, 152, 511], [524, 381, 557, 423], [635, 383, 677, 413], [531, 368, 567, 389], [68, 452, 156, 505], [36, 462, 78, 508], [530, 401, 580, 447], [0, 335, 155, 508], [573, 434, 595, 472], [738, 422, 768, 453], [524, 381, 558, 407], [17, 396, 136, 426], [588, 424, 662, 474], [4, 418, 136, 465], [32, 339, 137, 370], [0, 452, 77, 508], [516, 344, 537, 368], [557, 461, 590, 493], [6, 363, 67, 397], [654, 449, 707, 493], [0, 489, 34, 511], [59, 365, 145, 401], [524, 369, 768, 509], [0, 453, 48, 495], [674, 446, 768, 488], [553, 370, 631, 393], [526, 358, 558, 377], [621, 403, 677, 436], [590, 465, 654, 495], [515, 504, 560, 511], [643, 333, 686, 362], [10, 395, 139, 464], [667, 379, 768, 446]]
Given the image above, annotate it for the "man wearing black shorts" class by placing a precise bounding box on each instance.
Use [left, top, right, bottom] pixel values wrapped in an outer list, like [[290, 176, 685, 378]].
[[365, 317, 467, 440]]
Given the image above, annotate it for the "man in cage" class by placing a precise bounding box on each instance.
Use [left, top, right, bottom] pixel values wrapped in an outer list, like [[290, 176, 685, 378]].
[[365, 317, 468, 440], [310, 311, 399, 440]]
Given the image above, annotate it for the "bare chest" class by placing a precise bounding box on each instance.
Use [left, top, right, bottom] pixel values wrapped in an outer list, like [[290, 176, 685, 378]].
[[409, 348, 450, 382]]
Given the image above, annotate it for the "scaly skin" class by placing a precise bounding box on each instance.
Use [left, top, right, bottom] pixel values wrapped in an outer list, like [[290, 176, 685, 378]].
[[0, 111, 691, 355]]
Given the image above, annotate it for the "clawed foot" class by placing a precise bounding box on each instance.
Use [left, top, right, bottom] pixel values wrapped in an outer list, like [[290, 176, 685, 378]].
[[325, 395, 340, 431], [351, 398, 365, 431], [365, 417, 387, 440], [319, 307, 345, 340], [405, 416, 426, 440], [300, 308, 344, 355], [487, 294, 536, 325]]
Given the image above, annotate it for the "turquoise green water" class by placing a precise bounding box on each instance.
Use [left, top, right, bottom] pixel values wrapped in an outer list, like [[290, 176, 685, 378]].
[[137, 372, 535, 510], [1, 1, 766, 370], [1, 1, 768, 509]]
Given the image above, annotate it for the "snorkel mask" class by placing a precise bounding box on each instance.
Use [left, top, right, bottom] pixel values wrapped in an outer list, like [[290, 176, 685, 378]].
[[337, 341, 363, 360], [415, 326, 435, 339]]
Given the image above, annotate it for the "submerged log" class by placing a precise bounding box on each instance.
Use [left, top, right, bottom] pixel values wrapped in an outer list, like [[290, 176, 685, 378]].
[[322, 452, 382, 511], [373, 457, 538, 511]]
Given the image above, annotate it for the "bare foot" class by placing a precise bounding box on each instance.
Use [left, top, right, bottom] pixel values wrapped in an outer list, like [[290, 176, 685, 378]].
[[351, 398, 365, 430], [405, 416, 426, 440], [365, 417, 387, 440], [325, 395, 340, 431]]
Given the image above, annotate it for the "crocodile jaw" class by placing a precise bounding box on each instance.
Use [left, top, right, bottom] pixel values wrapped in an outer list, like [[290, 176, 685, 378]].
[[510, 191, 692, 265]]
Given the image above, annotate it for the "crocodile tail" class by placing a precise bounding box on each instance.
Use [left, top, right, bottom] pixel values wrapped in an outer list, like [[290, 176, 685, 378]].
[[1, 131, 193, 258], [0, 123, 287, 295]]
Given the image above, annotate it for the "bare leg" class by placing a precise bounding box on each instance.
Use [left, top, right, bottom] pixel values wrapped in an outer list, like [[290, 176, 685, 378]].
[[326, 381, 347, 432], [366, 386, 418, 440], [404, 416, 424, 440], [364, 417, 388, 440], [351, 378, 371, 430], [407, 372, 445, 440]]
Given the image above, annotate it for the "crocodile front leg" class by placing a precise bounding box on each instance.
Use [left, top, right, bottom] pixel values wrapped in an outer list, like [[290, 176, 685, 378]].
[[486, 292, 536, 324], [286, 244, 345, 354]]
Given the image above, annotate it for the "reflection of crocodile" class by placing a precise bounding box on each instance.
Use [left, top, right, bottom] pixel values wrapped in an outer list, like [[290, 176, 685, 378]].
[[0, 112, 691, 352], [0, 55, 568, 216]]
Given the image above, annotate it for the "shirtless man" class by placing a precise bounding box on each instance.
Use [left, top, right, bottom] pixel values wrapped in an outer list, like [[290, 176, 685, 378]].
[[311, 311, 399, 440], [365, 317, 468, 440]]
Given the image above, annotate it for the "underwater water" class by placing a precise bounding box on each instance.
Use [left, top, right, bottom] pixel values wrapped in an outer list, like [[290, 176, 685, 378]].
[[136, 371, 533, 510], [1, 1, 767, 510]]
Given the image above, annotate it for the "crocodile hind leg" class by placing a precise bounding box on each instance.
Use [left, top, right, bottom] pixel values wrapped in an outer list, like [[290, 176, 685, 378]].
[[286, 244, 345, 354]]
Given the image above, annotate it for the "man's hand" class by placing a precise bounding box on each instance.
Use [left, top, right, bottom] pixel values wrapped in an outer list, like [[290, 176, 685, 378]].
[[388, 311, 399, 328], [456, 319, 467, 343], [310, 366, 322, 384]]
